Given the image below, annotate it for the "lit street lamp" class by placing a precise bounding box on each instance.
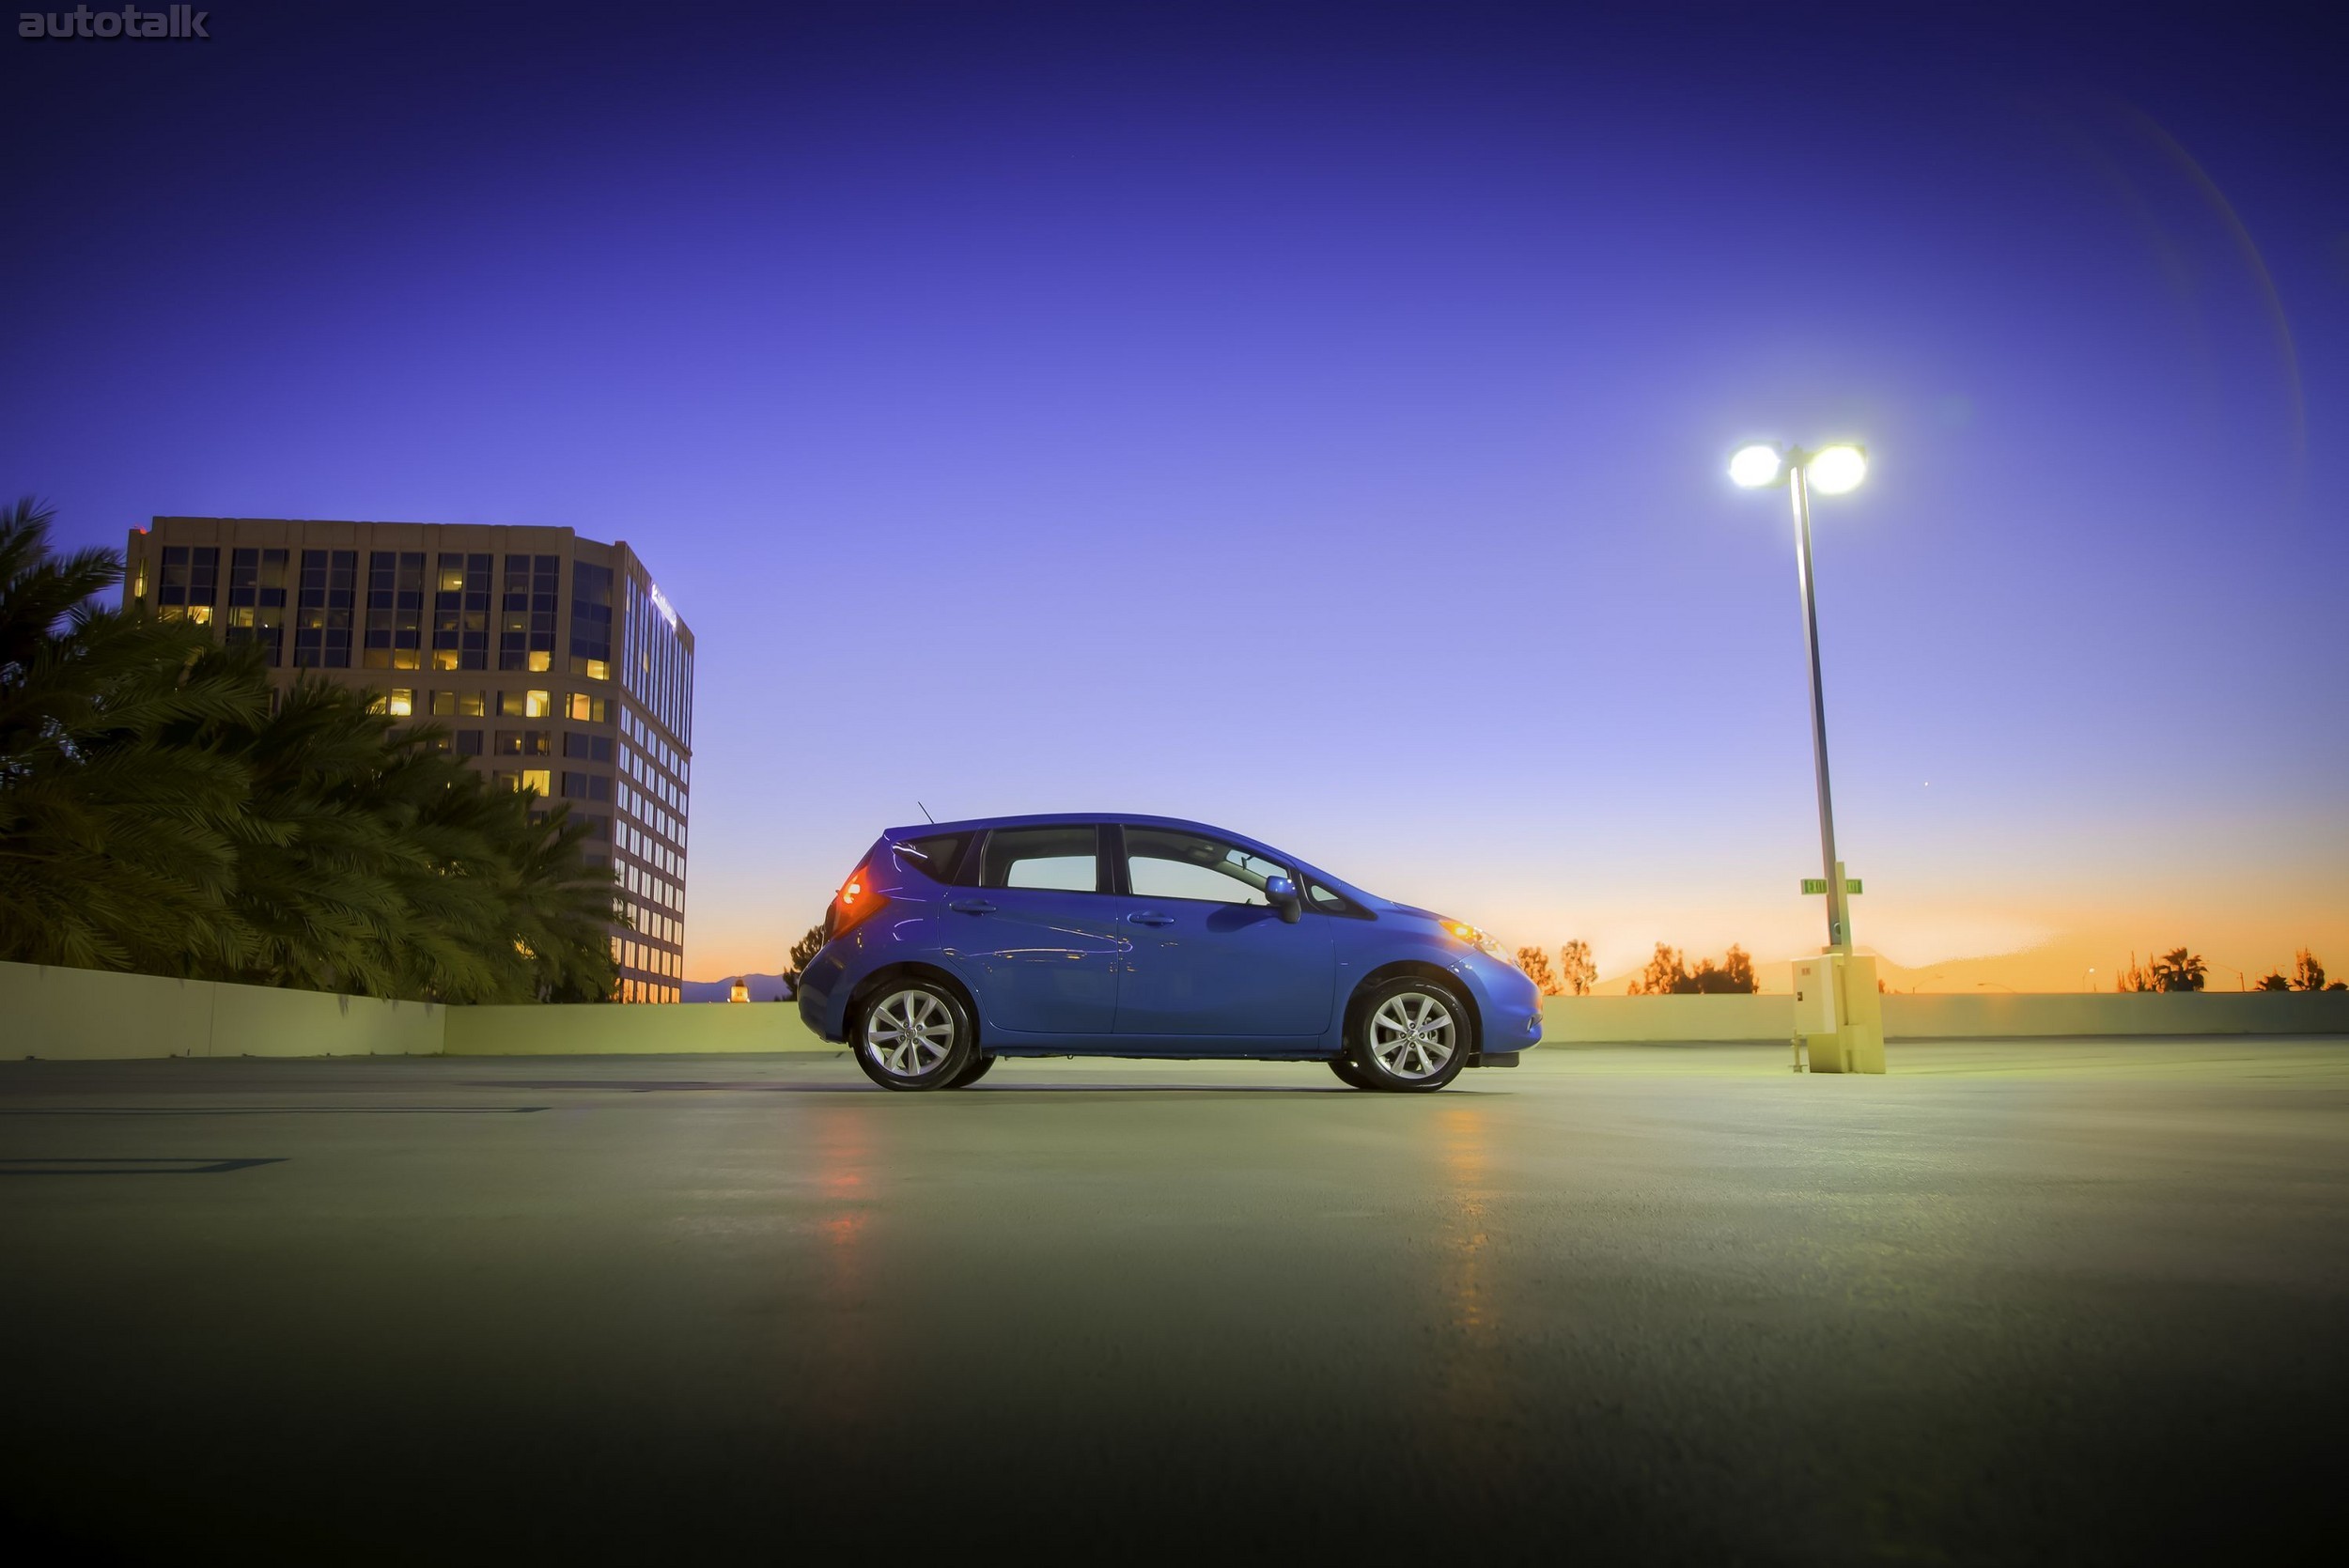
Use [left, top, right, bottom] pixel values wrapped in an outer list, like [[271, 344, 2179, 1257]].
[[1730, 441, 1868, 955]]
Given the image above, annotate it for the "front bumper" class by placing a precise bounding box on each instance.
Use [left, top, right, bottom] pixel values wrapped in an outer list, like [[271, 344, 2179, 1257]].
[[1456, 952, 1545, 1055]]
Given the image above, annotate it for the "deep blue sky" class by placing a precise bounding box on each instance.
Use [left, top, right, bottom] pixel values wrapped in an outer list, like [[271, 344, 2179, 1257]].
[[6, 2, 2343, 985]]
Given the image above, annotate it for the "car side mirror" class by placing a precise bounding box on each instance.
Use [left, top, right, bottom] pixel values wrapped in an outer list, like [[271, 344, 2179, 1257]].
[[1264, 876, 1302, 924]]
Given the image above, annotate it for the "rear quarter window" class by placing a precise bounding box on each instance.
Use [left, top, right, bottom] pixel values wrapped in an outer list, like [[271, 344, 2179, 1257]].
[[895, 832, 976, 885]]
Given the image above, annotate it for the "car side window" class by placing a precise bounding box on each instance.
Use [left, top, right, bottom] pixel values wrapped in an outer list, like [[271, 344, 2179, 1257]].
[[980, 825, 1104, 893], [1125, 827, 1290, 906]]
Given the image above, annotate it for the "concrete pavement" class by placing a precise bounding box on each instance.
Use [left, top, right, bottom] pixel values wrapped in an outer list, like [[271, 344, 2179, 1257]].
[[3, 1041, 2344, 1562]]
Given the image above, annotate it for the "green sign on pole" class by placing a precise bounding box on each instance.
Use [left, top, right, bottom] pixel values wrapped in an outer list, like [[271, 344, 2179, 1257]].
[[1801, 877, 1862, 895]]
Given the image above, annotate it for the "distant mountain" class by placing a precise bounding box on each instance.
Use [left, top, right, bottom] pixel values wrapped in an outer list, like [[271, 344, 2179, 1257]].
[[680, 972, 796, 1003]]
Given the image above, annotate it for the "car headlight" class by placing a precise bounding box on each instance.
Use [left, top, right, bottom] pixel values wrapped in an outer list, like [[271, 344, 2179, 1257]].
[[1438, 917, 1505, 960]]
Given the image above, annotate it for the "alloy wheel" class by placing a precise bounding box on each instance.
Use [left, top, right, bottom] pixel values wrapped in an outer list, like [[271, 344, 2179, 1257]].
[[864, 987, 957, 1078], [1366, 990, 1456, 1080]]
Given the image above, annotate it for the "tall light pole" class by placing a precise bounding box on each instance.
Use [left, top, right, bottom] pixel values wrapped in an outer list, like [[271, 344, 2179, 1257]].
[[1730, 441, 1867, 955]]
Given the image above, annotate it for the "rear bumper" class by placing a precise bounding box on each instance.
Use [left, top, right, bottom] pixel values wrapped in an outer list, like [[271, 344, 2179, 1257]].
[[794, 947, 855, 1042]]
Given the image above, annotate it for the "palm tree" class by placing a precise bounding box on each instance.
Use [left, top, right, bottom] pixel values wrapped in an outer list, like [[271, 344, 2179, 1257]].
[[0, 499, 265, 973], [1, 499, 618, 1002], [2149, 948, 2208, 993], [201, 669, 618, 1003]]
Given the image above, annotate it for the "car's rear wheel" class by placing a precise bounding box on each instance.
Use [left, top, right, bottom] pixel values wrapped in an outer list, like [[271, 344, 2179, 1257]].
[[1328, 1055, 1374, 1090], [851, 980, 974, 1092], [947, 1052, 996, 1089], [1348, 977, 1470, 1093]]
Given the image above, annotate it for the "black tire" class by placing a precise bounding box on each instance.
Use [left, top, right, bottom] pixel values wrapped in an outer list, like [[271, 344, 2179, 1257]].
[[1346, 975, 1472, 1093], [947, 1053, 996, 1089], [850, 979, 976, 1093], [1328, 1055, 1375, 1090]]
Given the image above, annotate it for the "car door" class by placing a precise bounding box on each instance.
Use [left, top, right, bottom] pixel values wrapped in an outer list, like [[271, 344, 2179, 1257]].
[[1111, 825, 1336, 1044], [943, 825, 1126, 1038]]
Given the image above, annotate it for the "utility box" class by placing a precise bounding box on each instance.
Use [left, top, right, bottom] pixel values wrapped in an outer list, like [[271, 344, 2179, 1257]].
[[1838, 954, 1885, 1073], [1791, 953, 1887, 1075], [1792, 956, 1839, 1039]]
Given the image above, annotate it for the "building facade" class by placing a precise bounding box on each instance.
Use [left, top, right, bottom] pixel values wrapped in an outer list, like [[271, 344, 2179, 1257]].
[[124, 518, 694, 1002]]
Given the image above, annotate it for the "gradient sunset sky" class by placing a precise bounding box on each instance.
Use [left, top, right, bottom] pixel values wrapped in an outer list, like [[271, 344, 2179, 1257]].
[[6, 2, 2342, 989]]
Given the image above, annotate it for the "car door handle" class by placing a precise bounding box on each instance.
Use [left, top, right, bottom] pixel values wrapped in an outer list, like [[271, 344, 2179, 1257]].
[[948, 899, 998, 914], [1127, 912, 1176, 926]]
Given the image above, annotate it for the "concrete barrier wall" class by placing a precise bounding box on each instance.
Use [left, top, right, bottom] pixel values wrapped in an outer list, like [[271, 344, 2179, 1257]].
[[8, 959, 2344, 1062], [1539, 994, 1797, 1043], [443, 1001, 826, 1055], [1538, 989, 2349, 1043], [1886, 990, 2349, 1038], [1, 960, 445, 1061]]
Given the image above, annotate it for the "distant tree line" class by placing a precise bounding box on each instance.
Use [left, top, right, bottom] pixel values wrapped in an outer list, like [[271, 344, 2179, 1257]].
[[1511, 939, 1759, 995], [2256, 950, 2343, 992], [1627, 942, 1757, 995], [0, 501, 618, 1002], [1516, 937, 2345, 999], [2118, 947, 2343, 993]]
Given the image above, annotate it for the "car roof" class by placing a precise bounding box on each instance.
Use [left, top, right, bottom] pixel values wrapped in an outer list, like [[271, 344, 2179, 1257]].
[[883, 811, 1247, 842], [876, 813, 1387, 908]]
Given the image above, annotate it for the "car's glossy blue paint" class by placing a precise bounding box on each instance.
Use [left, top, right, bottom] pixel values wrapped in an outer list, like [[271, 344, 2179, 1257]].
[[797, 814, 1544, 1064]]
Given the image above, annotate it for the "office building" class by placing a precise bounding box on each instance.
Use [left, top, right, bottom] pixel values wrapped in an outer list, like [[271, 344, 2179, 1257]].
[[125, 518, 694, 1002]]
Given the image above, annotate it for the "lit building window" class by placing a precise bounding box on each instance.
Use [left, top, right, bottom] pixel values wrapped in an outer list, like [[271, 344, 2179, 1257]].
[[157, 545, 221, 620], [225, 549, 289, 666], [500, 554, 560, 672], [294, 550, 357, 668], [432, 553, 493, 672], [569, 561, 614, 679], [364, 551, 427, 670], [494, 690, 554, 719], [388, 689, 413, 717]]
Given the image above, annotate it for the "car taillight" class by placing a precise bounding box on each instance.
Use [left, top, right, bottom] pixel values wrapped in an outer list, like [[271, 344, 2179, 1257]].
[[833, 862, 890, 936]]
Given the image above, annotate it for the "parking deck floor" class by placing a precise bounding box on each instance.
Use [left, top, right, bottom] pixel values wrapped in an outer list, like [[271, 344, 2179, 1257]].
[[3, 1041, 2344, 1562]]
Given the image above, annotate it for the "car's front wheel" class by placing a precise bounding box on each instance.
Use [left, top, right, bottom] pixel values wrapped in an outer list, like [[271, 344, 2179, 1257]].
[[851, 980, 975, 1092], [947, 1052, 996, 1089], [1347, 977, 1470, 1093], [1328, 1055, 1374, 1090]]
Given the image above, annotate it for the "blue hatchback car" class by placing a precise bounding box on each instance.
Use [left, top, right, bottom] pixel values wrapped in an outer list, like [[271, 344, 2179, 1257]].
[[797, 814, 1544, 1093]]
